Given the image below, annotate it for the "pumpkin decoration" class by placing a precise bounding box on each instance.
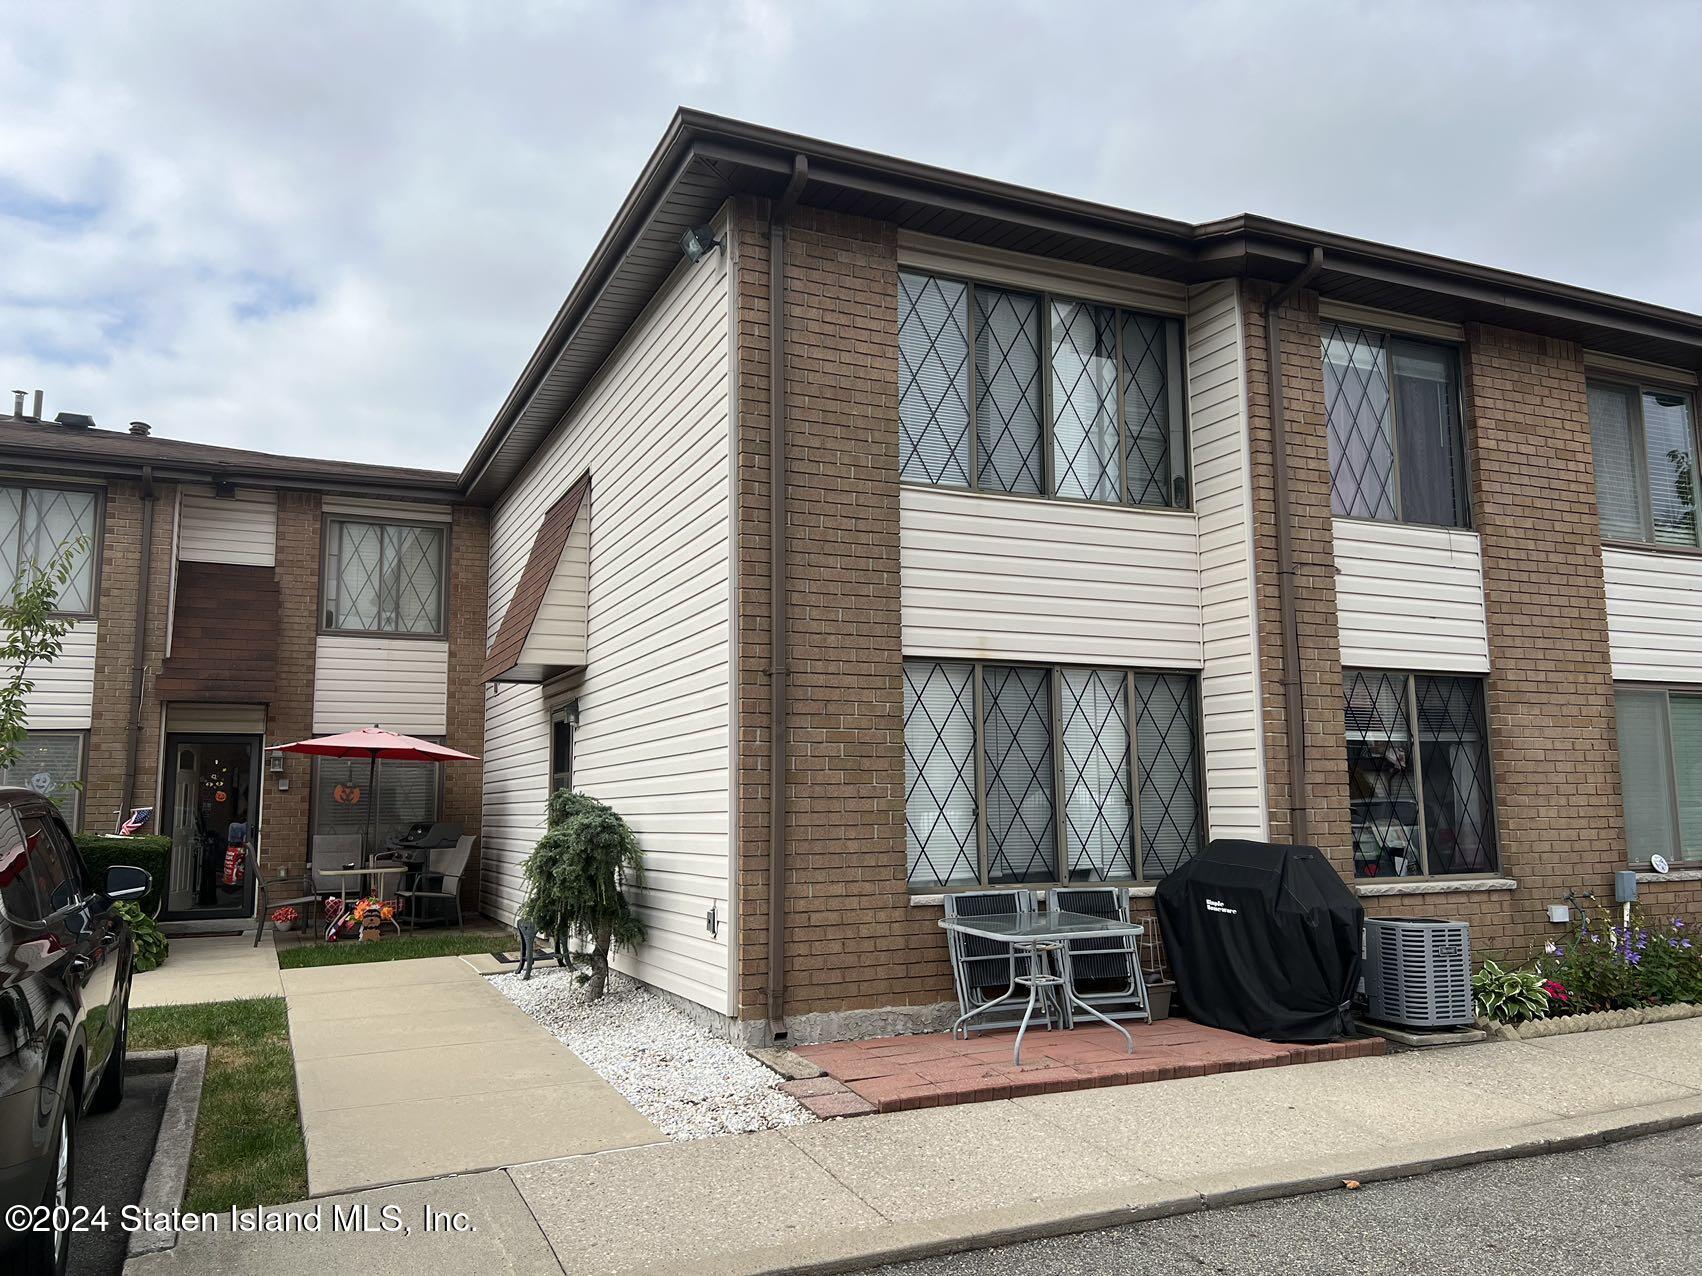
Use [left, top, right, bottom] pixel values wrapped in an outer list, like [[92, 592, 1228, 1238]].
[[333, 783, 362, 805]]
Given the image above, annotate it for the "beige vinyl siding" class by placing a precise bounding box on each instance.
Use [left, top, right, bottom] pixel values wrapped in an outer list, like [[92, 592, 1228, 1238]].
[[1334, 518, 1491, 672], [899, 486, 1201, 668], [1603, 546, 1702, 681], [164, 704, 268, 734], [177, 487, 277, 566], [12, 619, 96, 729], [517, 508, 590, 670], [483, 243, 733, 1015], [1189, 282, 1268, 841], [321, 496, 454, 524], [312, 635, 449, 734]]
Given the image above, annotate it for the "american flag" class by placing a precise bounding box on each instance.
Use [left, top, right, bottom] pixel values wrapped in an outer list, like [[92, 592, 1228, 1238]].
[[119, 807, 153, 836]]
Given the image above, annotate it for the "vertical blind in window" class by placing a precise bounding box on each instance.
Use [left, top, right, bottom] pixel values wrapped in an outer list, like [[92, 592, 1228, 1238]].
[[897, 270, 1188, 509], [313, 757, 442, 850], [0, 732, 85, 830], [1589, 381, 1701, 548], [1615, 686, 1702, 864], [0, 485, 98, 614], [904, 660, 1201, 889]]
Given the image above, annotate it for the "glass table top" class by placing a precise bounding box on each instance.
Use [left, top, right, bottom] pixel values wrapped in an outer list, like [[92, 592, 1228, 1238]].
[[938, 908, 1144, 941]]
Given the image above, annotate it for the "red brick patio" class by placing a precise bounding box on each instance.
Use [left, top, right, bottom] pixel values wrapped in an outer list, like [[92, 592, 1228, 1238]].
[[788, 1018, 1384, 1115]]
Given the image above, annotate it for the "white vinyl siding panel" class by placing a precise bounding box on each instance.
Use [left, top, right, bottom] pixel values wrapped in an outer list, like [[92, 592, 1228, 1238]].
[[312, 635, 448, 734], [899, 486, 1200, 668], [517, 509, 590, 670], [1334, 518, 1491, 672], [483, 246, 733, 1015], [177, 488, 277, 566], [1188, 282, 1268, 841], [165, 703, 267, 735], [321, 497, 453, 524], [1603, 547, 1702, 681], [10, 620, 96, 729]]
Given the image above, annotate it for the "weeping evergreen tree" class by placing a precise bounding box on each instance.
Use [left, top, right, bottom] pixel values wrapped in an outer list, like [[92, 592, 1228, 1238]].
[[521, 789, 646, 1000]]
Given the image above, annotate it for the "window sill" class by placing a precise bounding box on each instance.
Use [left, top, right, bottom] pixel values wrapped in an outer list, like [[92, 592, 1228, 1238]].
[[1636, 868, 1702, 883], [1602, 538, 1702, 560], [1356, 877, 1516, 897]]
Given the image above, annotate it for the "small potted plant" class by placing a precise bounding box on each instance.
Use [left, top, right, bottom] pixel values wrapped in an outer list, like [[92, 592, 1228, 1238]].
[[270, 905, 300, 934]]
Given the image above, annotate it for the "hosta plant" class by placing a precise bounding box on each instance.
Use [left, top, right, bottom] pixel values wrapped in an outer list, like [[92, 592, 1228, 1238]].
[[1472, 958, 1549, 1024], [116, 901, 169, 972]]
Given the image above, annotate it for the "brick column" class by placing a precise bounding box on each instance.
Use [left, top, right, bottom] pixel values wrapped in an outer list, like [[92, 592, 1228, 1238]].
[[262, 491, 321, 878], [1240, 285, 1353, 869], [734, 201, 928, 1032], [443, 502, 488, 912]]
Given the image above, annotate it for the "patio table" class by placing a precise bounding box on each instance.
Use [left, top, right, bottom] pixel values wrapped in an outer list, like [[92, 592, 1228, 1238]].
[[939, 909, 1143, 1065], [317, 864, 409, 905]]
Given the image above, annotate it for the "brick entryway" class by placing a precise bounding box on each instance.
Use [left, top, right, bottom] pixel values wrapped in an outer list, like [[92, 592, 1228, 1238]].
[[792, 1019, 1384, 1114]]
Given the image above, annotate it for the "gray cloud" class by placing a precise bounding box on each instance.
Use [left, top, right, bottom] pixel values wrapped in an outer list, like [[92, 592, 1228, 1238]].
[[4, 0, 1699, 469]]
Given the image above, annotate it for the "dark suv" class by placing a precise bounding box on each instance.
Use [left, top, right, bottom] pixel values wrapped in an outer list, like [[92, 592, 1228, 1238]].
[[0, 787, 149, 1275]]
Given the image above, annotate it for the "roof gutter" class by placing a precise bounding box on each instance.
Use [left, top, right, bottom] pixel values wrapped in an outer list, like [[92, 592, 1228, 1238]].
[[121, 464, 155, 822], [767, 153, 808, 1037], [1264, 247, 1324, 845]]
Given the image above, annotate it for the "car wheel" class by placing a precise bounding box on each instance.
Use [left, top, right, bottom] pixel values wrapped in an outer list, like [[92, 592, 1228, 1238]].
[[19, 1106, 73, 1276], [89, 998, 128, 1114]]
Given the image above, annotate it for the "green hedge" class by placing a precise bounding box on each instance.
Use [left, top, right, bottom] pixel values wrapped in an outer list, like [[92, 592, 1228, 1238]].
[[75, 834, 170, 915]]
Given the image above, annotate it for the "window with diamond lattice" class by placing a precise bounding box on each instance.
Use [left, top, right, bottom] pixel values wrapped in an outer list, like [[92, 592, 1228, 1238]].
[[903, 659, 1203, 889], [0, 484, 98, 615], [324, 520, 445, 635], [896, 269, 1189, 509], [1344, 670, 1496, 878], [1323, 325, 1468, 528], [1587, 379, 1700, 548]]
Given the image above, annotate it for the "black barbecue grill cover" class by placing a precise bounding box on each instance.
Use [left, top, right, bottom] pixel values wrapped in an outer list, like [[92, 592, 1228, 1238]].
[[1155, 839, 1362, 1043]]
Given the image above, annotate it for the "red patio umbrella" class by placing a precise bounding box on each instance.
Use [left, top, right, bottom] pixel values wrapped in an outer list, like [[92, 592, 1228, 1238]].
[[268, 727, 479, 858]]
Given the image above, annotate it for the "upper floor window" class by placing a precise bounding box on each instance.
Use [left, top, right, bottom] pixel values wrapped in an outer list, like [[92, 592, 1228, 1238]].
[[323, 519, 445, 636], [1589, 380, 1698, 548], [897, 270, 1189, 509], [0, 484, 98, 614], [903, 658, 1202, 890], [1344, 670, 1497, 879], [1323, 325, 1469, 529]]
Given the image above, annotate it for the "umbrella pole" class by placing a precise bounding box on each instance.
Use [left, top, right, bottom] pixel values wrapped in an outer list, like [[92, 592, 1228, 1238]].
[[366, 749, 378, 864]]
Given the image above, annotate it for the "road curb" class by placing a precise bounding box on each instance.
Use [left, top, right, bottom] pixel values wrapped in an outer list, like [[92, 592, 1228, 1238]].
[[742, 1096, 1702, 1275], [125, 1044, 208, 1261]]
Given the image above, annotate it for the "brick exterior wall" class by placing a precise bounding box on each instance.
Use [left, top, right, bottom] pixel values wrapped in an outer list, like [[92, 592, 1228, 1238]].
[[1248, 296, 1702, 962], [443, 503, 489, 909], [733, 199, 950, 1030], [261, 490, 322, 879]]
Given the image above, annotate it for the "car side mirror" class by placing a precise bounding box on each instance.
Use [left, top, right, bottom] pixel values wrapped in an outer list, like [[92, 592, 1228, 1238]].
[[103, 865, 152, 903]]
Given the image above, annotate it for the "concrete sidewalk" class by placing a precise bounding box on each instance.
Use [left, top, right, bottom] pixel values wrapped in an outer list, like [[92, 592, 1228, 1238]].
[[284, 956, 662, 1194], [131, 933, 283, 1007], [127, 1018, 1702, 1276]]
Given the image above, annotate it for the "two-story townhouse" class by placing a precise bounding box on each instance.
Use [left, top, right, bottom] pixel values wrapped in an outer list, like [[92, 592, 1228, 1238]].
[[0, 412, 488, 922], [468, 111, 1702, 1044]]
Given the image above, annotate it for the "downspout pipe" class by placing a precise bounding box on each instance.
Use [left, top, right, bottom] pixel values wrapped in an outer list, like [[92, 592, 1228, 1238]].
[[767, 154, 808, 1034], [1264, 248, 1324, 846], [121, 465, 156, 822]]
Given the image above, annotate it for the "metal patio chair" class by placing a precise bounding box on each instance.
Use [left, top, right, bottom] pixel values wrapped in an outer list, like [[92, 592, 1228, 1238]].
[[397, 834, 473, 929], [1048, 886, 1151, 1024], [945, 889, 1039, 1033], [251, 845, 319, 947]]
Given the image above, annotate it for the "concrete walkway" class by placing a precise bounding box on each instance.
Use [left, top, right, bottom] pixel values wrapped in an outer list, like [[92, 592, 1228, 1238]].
[[131, 933, 283, 1007], [283, 956, 662, 1194], [127, 1018, 1702, 1276]]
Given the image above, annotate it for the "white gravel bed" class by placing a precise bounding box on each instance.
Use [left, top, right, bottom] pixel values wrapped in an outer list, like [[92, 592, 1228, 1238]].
[[493, 965, 815, 1140]]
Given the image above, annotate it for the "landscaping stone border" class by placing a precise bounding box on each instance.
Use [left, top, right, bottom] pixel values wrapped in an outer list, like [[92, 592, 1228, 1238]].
[[1480, 1002, 1702, 1042], [125, 1045, 208, 1259]]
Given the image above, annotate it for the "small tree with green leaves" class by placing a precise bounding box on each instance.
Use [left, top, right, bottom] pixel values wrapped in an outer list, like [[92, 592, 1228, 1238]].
[[1, 539, 88, 770], [521, 789, 646, 1001]]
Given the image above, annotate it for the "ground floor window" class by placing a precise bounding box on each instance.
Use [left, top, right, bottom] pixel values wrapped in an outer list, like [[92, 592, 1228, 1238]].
[[0, 731, 85, 831], [1343, 670, 1497, 878], [312, 755, 442, 850], [1614, 684, 1702, 866], [903, 659, 1202, 890], [550, 703, 576, 794]]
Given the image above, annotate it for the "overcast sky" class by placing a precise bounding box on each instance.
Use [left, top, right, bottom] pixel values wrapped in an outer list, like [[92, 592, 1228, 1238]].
[[5, 1, 1701, 472]]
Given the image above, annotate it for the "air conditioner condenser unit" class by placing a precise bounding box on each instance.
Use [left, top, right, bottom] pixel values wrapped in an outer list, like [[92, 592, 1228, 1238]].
[[1363, 917, 1473, 1029]]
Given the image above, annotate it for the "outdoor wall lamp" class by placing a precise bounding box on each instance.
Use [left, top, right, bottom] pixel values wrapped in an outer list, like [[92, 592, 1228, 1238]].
[[679, 225, 722, 263]]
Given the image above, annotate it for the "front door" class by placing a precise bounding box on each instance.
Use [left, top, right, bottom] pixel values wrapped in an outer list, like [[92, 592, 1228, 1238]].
[[160, 733, 263, 921]]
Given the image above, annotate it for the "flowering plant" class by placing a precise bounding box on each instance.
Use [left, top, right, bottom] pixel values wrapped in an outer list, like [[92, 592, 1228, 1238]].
[[1534, 906, 1702, 1013], [270, 905, 300, 927]]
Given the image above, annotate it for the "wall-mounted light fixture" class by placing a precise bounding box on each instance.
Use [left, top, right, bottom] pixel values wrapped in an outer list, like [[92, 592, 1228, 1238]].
[[679, 225, 722, 264]]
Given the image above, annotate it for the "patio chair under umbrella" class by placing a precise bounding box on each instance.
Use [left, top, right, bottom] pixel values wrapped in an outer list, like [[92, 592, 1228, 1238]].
[[268, 726, 479, 859]]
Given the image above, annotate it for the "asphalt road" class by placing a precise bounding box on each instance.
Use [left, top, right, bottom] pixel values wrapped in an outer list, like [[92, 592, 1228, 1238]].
[[871, 1125, 1702, 1276], [68, 1070, 172, 1276]]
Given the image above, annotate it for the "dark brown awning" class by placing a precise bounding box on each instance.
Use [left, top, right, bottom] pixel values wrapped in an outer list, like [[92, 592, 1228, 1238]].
[[482, 473, 590, 684]]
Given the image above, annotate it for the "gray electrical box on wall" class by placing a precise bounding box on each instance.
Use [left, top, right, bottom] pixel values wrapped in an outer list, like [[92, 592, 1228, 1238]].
[[1614, 870, 1639, 903]]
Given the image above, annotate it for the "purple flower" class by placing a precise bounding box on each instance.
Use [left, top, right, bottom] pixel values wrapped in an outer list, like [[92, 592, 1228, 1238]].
[[1684, 939, 1693, 950], [1629, 952, 1642, 966]]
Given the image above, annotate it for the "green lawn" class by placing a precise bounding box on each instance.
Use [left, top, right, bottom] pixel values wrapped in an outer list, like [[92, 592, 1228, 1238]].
[[129, 998, 306, 1211], [275, 929, 513, 970]]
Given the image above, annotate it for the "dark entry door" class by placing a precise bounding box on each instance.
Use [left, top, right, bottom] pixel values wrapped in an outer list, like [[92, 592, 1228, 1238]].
[[160, 733, 263, 921]]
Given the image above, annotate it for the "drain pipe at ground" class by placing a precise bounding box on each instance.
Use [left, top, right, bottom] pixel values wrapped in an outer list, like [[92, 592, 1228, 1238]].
[[767, 155, 808, 1037], [121, 464, 155, 821], [1264, 248, 1324, 845]]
